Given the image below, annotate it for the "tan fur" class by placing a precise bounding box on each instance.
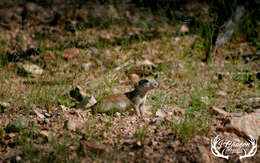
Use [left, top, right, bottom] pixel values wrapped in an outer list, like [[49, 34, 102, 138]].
[[90, 79, 158, 116], [91, 94, 133, 113]]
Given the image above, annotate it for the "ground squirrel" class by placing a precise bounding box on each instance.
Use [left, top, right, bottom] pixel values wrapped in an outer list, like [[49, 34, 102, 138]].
[[90, 79, 158, 117]]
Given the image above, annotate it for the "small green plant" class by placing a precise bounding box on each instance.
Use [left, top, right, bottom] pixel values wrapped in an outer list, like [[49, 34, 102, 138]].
[[85, 118, 100, 139], [0, 127, 3, 140], [134, 124, 149, 144], [151, 90, 169, 115], [104, 117, 113, 131], [56, 94, 75, 108], [172, 118, 196, 143], [0, 37, 7, 67], [45, 131, 71, 162], [13, 124, 37, 147], [172, 111, 211, 144]]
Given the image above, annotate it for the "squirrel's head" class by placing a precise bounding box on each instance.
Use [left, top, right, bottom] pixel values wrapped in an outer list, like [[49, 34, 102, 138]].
[[135, 79, 158, 92]]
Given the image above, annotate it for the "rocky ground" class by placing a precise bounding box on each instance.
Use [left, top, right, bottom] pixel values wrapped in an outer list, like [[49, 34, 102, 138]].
[[0, 0, 259, 162]]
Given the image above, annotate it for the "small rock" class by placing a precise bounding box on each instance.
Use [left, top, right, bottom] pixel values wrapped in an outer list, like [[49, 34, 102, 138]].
[[137, 141, 142, 146], [88, 5, 119, 27], [216, 91, 227, 97], [39, 130, 49, 138], [136, 59, 155, 68], [70, 85, 87, 101], [0, 101, 11, 108], [198, 146, 211, 163], [26, 2, 40, 13], [155, 109, 167, 119], [201, 96, 210, 105], [134, 59, 156, 76], [60, 105, 69, 112], [31, 108, 45, 119], [115, 112, 121, 117], [143, 117, 151, 122], [17, 62, 43, 76], [152, 118, 162, 125], [129, 74, 140, 83], [44, 119, 50, 124], [76, 96, 97, 109], [8, 133, 16, 138], [210, 106, 230, 117], [173, 106, 185, 116], [100, 116, 110, 123], [108, 5, 119, 19], [129, 152, 135, 157], [180, 24, 189, 33], [82, 62, 92, 71], [44, 112, 51, 118], [62, 48, 80, 59], [89, 47, 99, 57], [246, 97, 260, 106], [142, 105, 152, 116], [172, 116, 181, 122], [64, 120, 77, 131], [0, 101, 10, 112], [174, 37, 180, 42], [1, 150, 22, 161], [152, 139, 158, 146], [6, 117, 29, 133], [84, 139, 107, 153], [16, 156, 22, 162], [225, 109, 260, 141], [111, 88, 121, 94]]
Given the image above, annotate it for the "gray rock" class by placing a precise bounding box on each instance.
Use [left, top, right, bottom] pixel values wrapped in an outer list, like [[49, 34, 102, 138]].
[[6, 117, 29, 133], [0, 101, 11, 112], [225, 109, 260, 141], [17, 62, 43, 76], [64, 120, 76, 131], [246, 97, 260, 106]]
